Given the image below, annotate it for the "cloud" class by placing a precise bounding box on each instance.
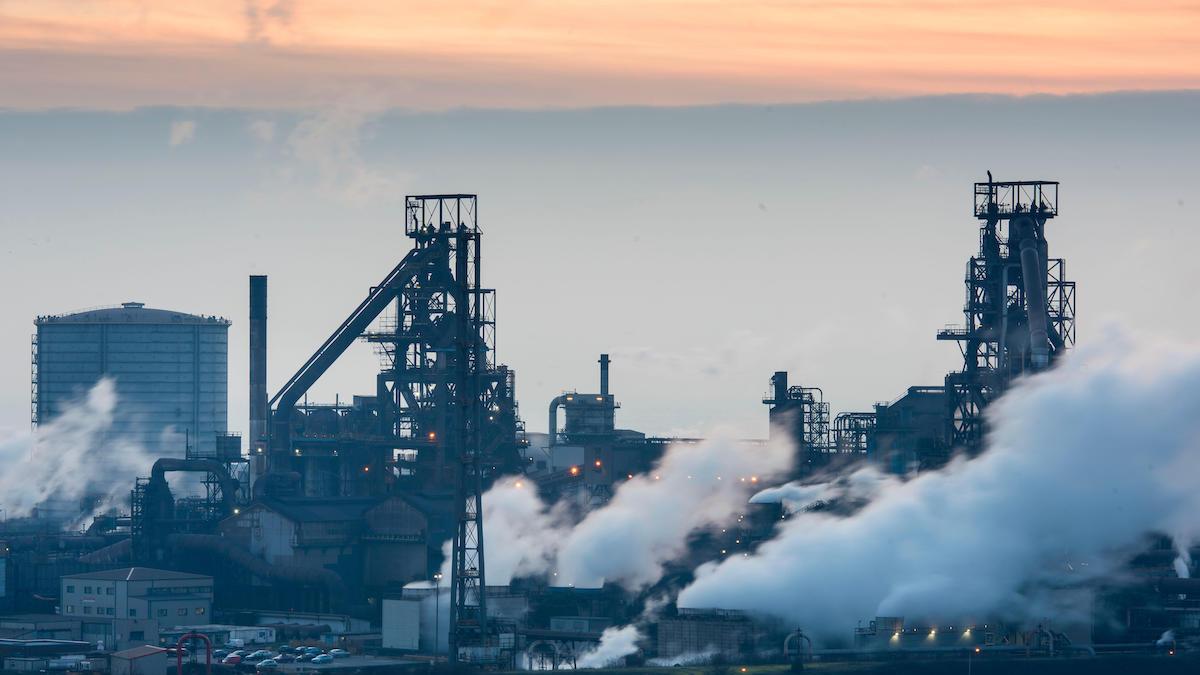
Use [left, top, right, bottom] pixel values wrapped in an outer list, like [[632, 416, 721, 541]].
[[285, 103, 407, 204], [678, 326, 1200, 635], [249, 118, 276, 143], [243, 0, 295, 44], [168, 119, 196, 146]]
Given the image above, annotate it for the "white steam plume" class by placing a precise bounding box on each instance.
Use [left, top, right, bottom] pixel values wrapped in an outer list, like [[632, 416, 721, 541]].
[[751, 466, 897, 513], [679, 329, 1200, 635], [433, 477, 571, 584], [0, 379, 156, 526], [576, 625, 642, 668], [426, 434, 793, 589], [556, 435, 793, 588]]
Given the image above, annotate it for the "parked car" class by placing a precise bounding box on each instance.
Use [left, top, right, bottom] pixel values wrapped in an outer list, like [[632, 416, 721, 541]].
[[256, 659, 279, 671], [244, 650, 272, 662], [213, 650, 230, 660], [274, 654, 296, 663], [277, 646, 298, 655], [222, 655, 243, 666], [295, 654, 314, 663], [311, 655, 333, 665], [302, 647, 324, 655], [328, 649, 349, 659], [229, 651, 248, 658]]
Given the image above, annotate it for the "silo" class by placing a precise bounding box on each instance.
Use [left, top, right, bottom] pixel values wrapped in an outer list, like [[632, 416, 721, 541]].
[[33, 302, 230, 457]]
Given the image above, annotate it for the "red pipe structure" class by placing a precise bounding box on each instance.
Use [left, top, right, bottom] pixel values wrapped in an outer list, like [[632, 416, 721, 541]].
[[175, 632, 212, 675]]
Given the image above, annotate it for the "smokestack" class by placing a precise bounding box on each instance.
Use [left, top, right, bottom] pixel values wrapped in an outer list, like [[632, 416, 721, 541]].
[[772, 371, 788, 404], [249, 275, 268, 450], [599, 354, 610, 397]]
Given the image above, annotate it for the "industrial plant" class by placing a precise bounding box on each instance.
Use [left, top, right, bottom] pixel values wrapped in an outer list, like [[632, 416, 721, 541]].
[[3, 178, 1195, 675]]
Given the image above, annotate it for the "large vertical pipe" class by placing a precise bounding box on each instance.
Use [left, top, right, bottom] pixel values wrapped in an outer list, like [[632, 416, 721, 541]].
[[249, 275, 268, 451], [1014, 217, 1049, 369], [599, 354, 610, 397]]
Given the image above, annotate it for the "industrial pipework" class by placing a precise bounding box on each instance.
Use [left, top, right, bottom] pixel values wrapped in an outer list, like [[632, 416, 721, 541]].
[[1013, 214, 1050, 369], [548, 354, 615, 445]]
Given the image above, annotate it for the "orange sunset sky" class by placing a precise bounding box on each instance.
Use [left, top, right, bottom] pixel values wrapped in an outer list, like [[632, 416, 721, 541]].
[[2, 0, 1199, 109]]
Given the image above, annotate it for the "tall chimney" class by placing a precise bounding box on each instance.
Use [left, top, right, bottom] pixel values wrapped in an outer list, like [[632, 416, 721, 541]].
[[249, 275, 268, 451], [599, 353, 610, 397], [772, 371, 788, 404]]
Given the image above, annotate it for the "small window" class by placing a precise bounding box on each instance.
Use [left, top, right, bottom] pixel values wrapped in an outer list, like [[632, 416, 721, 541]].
[[83, 586, 92, 594], [131, 631, 145, 641], [106, 587, 114, 595], [158, 609, 168, 618], [178, 608, 187, 616], [66, 585, 75, 593], [83, 607, 92, 615], [195, 608, 206, 615], [106, 608, 114, 616], [129, 609, 136, 617], [65, 605, 75, 614]]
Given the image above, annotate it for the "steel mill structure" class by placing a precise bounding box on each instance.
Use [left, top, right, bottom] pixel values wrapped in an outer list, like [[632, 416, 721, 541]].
[[766, 175, 1075, 476], [19, 176, 1193, 667]]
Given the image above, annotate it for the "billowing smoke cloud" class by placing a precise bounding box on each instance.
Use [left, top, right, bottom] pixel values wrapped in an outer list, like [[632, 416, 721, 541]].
[[556, 435, 793, 588], [678, 330, 1200, 634], [751, 465, 897, 513], [428, 434, 794, 590], [434, 477, 572, 583], [577, 625, 643, 668], [0, 378, 156, 526]]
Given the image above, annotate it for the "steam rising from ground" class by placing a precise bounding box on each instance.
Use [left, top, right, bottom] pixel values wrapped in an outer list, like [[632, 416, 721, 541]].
[[0, 379, 156, 527], [452, 434, 793, 589], [679, 330, 1200, 634], [576, 625, 643, 668]]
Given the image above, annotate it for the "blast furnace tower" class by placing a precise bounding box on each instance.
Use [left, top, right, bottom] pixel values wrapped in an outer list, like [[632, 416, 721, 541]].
[[937, 174, 1075, 453]]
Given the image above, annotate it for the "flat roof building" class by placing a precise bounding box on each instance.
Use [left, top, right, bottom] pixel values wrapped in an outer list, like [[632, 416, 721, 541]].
[[61, 568, 211, 650]]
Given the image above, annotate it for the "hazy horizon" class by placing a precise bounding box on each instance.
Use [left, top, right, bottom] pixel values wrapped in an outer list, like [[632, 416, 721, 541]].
[[3, 90, 1199, 445]]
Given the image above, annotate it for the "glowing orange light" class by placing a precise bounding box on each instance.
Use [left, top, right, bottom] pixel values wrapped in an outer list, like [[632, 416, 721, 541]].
[[427, 431, 437, 441], [594, 459, 602, 468], [569, 466, 580, 476], [363, 466, 370, 472], [750, 476, 758, 483]]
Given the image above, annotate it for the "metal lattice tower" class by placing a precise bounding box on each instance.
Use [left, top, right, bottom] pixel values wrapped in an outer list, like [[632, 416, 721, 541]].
[[937, 175, 1075, 453], [263, 195, 525, 655], [395, 196, 492, 662]]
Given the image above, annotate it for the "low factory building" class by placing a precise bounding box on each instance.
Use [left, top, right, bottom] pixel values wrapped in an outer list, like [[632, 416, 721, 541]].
[[657, 609, 766, 660], [61, 568, 213, 624], [110, 645, 168, 675], [159, 624, 275, 647], [219, 494, 450, 596], [61, 567, 210, 650]]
